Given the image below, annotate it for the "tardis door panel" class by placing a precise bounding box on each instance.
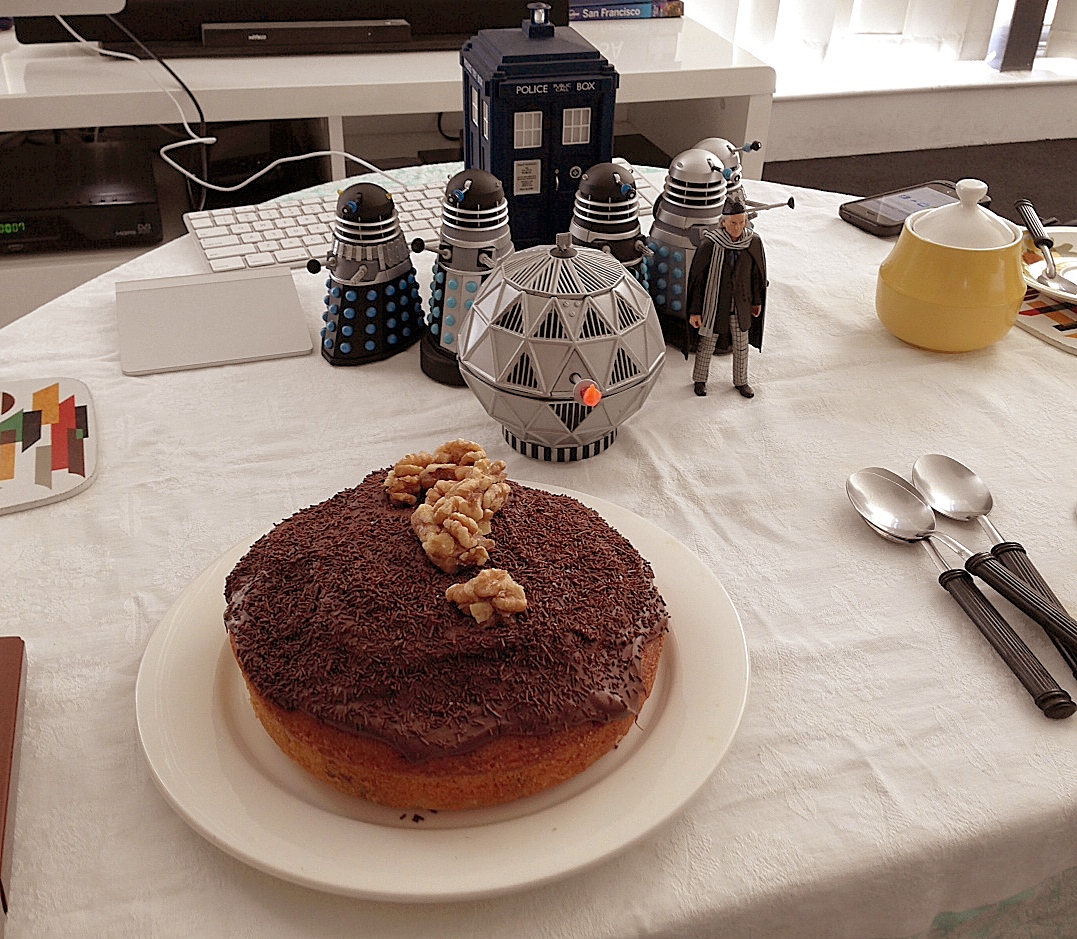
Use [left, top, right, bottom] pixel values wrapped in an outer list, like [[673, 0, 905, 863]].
[[486, 96, 555, 249], [550, 94, 613, 243], [495, 91, 615, 248], [473, 70, 618, 249], [497, 100, 554, 248]]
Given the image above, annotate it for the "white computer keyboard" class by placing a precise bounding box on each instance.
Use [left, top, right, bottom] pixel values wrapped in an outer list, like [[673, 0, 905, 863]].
[[182, 169, 663, 274]]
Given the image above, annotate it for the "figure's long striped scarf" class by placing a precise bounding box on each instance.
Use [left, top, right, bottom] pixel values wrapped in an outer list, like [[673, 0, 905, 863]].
[[699, 225, 755, 335]]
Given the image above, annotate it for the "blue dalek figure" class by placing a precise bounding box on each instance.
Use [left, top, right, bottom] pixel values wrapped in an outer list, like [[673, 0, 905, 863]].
[[416, 168, 514, 386], [460, 2, 618, 249], [569, 160, 651, 289], [644, 148, 730, 352], [306, 182, 423, 366]]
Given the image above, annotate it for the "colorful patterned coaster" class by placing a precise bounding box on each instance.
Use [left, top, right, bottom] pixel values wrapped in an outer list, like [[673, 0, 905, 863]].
[[0, 378, 97, 515], [1016, 287, 1077, 355]]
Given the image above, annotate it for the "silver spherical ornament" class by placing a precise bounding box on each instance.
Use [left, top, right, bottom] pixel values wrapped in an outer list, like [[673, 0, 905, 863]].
[[457, 234, 664, 461]]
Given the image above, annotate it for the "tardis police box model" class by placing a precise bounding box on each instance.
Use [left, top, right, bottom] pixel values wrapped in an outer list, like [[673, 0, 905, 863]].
[[461, 2, 617, 249]]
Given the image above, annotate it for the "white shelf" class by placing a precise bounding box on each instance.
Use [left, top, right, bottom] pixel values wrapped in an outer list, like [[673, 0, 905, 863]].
[[0, 17, 775, 173]]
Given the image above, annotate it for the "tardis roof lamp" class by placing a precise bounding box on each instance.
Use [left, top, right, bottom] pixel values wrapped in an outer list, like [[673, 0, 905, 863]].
[[524, 2, 555, 37]]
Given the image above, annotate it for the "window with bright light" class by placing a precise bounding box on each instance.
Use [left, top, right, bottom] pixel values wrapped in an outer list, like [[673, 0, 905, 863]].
[[722, 0, 1060, 65]]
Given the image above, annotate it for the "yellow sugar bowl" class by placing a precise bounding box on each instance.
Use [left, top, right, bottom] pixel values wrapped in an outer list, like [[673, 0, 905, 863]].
[[876, 179, 1025, 352]]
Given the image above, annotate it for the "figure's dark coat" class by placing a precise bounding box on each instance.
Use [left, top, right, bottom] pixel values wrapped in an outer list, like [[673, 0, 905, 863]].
[[685, 232, 767, 352]]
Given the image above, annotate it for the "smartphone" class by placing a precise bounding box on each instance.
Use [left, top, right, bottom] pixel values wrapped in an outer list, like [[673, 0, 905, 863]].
[[838, 180, 988, 237]]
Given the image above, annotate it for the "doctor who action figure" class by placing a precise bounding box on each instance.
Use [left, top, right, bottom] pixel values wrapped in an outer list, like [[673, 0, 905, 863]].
[[685, 199, 767, 399]]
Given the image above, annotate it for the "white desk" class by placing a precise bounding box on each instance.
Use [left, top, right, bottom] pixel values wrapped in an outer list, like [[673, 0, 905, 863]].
[[0, 18, 776, 178]]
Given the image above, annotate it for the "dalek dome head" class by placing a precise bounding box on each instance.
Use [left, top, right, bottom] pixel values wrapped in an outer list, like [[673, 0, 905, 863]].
[[336, 182, 395, 222], [333, 182, 399, 244], [694, 136, 743, 189], [577, 161, 637, 204], [571, 161, 639, 232], [457, 233, 665, 461], [662, 147, 729, 210], [442, 169, 510, 232]]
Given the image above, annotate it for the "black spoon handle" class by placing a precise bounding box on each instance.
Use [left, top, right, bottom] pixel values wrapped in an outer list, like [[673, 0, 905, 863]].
[[1015, 198, 1054, 249], [939, 569, 1075, 719], [967, 551, 1077, 657], [992, 541, 1077, 680]]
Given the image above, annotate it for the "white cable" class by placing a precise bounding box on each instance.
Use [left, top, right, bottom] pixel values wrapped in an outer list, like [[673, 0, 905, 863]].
[[53, 15, 408, 193], [55, 15, 204, 139], [158, 138, 407, 192], [56, 15, 137, 63]]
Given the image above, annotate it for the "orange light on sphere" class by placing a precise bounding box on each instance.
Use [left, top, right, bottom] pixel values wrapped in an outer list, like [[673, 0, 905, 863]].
[[575, 380, 603, 407]]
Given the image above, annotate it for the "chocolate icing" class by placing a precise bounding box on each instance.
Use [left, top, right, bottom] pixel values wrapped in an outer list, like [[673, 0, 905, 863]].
[[224, 472, 669, 763]]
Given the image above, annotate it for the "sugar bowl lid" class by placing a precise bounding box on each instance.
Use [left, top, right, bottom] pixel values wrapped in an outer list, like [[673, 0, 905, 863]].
[[910, 179, 1017, 248]]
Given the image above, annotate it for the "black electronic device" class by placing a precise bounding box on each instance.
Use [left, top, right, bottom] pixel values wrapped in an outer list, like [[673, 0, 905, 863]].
[[838, 180, 990, 237], [0, 141, 162, 254], [14, 0, 570, 56]]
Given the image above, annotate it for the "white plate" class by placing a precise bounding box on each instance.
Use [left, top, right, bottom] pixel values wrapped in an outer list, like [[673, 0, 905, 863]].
[[135, 484, 750, 902], [1022, 226, 1077, 303]]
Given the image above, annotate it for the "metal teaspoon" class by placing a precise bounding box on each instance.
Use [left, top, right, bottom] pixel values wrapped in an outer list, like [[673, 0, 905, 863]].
[[845, 468, 1077, 659], [912, 454, 1077, 680], [1014, 199, 1077, 296], [849, 469, 1075, 718]]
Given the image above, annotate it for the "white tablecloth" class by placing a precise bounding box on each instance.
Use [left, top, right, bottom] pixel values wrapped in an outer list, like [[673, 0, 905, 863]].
[[3, 168, 1077, 939]]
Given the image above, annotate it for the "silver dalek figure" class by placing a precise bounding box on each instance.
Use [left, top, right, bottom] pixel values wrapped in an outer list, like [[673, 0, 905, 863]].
[[457, 233, 664, 462], [417, 169, 514, 386], [569, 160, 652, 289], [644, 147, 729, 350], [307, 182, 424, 366]]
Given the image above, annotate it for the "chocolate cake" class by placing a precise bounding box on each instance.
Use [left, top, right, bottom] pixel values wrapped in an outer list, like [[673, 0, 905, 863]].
[[224, 455, 669, 810]]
